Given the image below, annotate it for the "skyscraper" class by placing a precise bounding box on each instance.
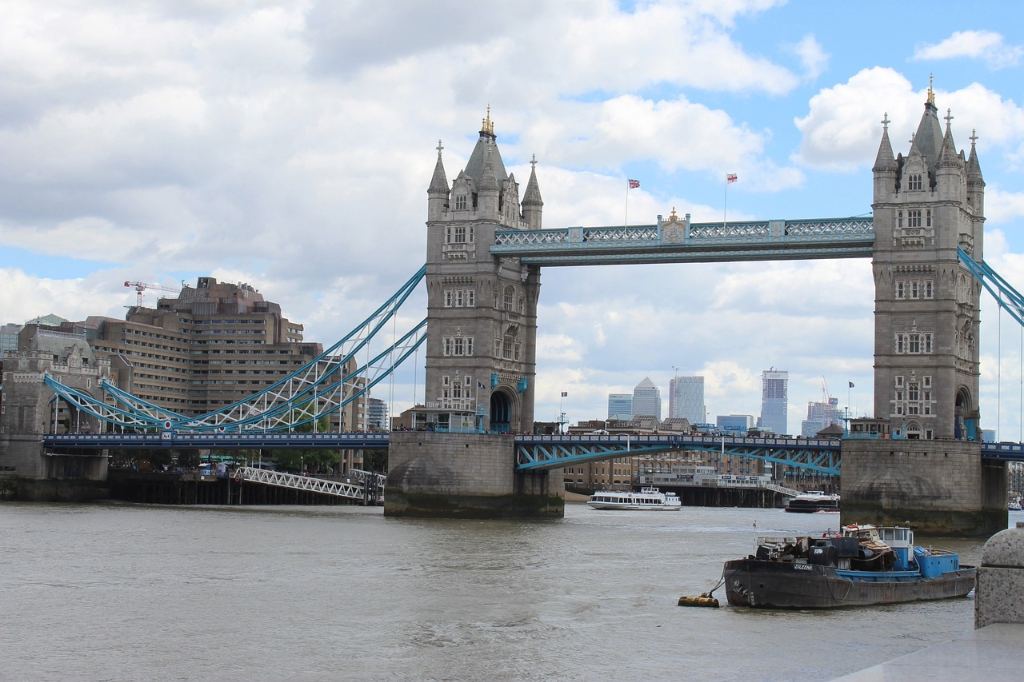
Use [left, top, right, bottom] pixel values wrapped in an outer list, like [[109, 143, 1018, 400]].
[[759, 369, 788, 435], [669, 375, 704, 424], [801, 397, 843, 437], [607, 393, 632, 420], [632, 377, 661, 421]]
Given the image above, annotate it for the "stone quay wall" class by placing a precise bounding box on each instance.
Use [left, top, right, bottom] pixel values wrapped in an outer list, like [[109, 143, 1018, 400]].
[[384, 431, 564, 519], [976, 522, 1024, 628], [841, 439, 1006, 535]]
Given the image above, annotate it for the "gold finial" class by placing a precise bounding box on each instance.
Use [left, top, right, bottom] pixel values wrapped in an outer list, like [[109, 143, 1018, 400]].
[[927, 73, 935, 105], [481, 104, 494, 135], [670, 207, 678, 222]]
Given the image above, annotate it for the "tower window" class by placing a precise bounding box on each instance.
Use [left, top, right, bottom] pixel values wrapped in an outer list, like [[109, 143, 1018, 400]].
[[908, 210, 922, 228], [896, 281, 905, 299], [924, 280, 934, 299], [911, 281, 919, 299], [455, 195, 467, 210], [453, 226, 466, 243], [897, 211, 903, 228], [504, 286, 515, 311], [908, 174, 922, 191]]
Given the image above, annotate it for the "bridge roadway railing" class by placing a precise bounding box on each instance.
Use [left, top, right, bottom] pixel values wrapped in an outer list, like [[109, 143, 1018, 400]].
[[513, 433, 843, 476], [492, 217, 875, 266], [42, 431, 391, 450], [233, 466, 365, 500]]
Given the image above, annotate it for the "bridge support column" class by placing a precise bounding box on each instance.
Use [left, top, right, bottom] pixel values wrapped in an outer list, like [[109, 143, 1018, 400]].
[[384, 432, 564, 518], [841, 440, 1006, 536]]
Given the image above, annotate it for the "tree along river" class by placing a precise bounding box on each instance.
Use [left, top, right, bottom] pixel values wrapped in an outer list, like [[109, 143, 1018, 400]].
[[2, 501, 1018, 681]]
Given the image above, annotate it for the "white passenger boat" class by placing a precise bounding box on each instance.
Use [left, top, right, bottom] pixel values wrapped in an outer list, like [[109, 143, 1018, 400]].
[[587, 487, 682, 511]]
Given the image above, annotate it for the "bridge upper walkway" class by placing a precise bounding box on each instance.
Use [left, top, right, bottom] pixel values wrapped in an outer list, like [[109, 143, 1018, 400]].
[[491, 216, 874, 266]]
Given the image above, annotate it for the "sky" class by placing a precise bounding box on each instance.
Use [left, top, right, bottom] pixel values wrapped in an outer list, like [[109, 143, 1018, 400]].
[[3, 0, 1024, 438]]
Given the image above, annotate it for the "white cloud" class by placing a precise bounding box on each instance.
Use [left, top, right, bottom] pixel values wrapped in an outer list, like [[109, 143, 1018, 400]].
[[789, 34, 829, 79], [913, 30, 1023, 69], [985, 188, 1024, 224], [795, 69, 1024, 171]]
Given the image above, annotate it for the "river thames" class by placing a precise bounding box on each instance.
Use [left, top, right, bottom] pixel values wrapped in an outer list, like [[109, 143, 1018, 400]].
[[2, 501, 1018, 681]]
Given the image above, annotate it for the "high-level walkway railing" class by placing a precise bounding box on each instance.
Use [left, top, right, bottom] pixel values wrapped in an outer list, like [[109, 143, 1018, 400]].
[[492, 217, 875, 265]]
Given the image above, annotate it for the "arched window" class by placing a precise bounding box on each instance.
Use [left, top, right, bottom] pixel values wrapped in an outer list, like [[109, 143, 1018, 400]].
[[503, 285, 515, 311]]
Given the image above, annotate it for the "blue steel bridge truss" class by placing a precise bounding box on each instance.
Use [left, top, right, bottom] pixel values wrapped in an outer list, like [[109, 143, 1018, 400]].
[[514, 434, 843, 476], [44, 267, 427, 433]]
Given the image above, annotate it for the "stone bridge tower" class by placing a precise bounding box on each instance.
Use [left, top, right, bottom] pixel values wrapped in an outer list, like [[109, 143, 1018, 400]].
[[842, 85, 1005, 534], [420, 110, 543, 433], [385, 112, 562, 519]]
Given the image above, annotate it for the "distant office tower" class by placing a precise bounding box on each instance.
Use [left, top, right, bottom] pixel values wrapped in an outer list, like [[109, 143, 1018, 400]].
[[669, 375, 704, 424], [759, 369, 788, 435], [607, 393, 633, 420], [800, 397, 844, 437], [717, 414, 754, 435], [367, 397, 389, 431], [632, 377, 661, 421]]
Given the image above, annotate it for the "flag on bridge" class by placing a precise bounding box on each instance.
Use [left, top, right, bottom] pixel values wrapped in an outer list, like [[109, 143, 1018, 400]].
[[727, 173, 738, 183], [849, 381, 855, 388], [478, 381, 486, 390], [561, 391, 568, 397], [628, 179, 640, 189]]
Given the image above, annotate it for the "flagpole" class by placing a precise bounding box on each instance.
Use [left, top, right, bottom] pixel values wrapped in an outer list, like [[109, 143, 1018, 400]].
[[624, 180, 629, 227], [723, 174, 729, 228]]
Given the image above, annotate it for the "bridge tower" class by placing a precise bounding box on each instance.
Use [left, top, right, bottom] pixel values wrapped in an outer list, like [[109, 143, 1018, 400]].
[[418, 109, 542, 434], [842, 85, 1006, 534], [0, 327, 112, 498], [386, 111, 562, 518]]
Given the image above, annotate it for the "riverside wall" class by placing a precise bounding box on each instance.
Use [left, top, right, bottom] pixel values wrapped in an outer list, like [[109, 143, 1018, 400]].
[[840, 439, 1006, 536], [384, 431, 564, 519]]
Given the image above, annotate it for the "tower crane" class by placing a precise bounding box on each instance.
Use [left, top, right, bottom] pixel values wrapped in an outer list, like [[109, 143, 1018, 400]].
[[124, 281, 180, 307]]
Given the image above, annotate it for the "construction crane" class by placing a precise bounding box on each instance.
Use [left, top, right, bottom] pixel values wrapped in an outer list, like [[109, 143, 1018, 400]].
[[124, 281, 179, 307]]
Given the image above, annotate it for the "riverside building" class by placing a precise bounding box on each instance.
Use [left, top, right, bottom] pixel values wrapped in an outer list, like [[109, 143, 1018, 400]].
[[49, 277, 365, 469]]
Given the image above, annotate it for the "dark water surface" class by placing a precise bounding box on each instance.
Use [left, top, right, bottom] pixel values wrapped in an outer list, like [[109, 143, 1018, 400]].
[[2, 502, 1017, 681]]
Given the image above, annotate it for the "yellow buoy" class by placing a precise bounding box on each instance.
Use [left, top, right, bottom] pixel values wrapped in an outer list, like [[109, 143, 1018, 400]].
[[677, 593, 719, 608]]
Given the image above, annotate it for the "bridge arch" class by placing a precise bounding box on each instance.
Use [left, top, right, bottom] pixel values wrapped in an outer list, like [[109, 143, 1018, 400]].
[[489, 387, 518, 433]]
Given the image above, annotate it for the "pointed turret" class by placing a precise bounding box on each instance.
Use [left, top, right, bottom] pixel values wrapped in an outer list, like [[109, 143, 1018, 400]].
[[465, 106, 508, 186], [477, 142, 500, 216], [967, 129, 986, 217], [427, 140, 450, 222], [935, 108, 965, 203], [522, 154, 544, 230], [936, 110, 961, 169], [873, 114, 898, 202], [873, 121, 897, 172], [909, 82, 944, 184]]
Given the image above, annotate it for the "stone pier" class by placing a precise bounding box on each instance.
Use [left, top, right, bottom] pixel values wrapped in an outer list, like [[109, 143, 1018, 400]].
[[384, 431, 564, 518], [840, 439, 1006, 536]]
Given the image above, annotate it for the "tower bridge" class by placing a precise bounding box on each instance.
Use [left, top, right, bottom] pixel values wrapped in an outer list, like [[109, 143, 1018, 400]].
[[2, 89, 1018, 532]]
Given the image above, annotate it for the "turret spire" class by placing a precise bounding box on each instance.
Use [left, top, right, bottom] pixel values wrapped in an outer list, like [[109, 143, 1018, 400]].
[[428, 139, 449, 195], [873, 112, 897, 172]]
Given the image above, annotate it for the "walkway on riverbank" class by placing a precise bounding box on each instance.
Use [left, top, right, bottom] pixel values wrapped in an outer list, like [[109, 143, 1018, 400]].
[[833, 623, 1022, 681]]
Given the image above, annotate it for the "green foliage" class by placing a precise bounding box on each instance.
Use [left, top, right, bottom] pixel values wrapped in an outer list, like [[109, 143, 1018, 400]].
[[362, 448, 388, 473]]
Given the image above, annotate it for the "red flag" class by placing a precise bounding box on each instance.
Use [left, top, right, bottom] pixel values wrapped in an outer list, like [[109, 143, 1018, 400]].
[[628, 179, 640, 189], [726, 173, 738, 183]]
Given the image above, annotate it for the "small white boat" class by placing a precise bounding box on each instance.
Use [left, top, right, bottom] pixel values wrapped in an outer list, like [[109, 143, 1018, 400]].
[[587, 487, 682, 511]]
